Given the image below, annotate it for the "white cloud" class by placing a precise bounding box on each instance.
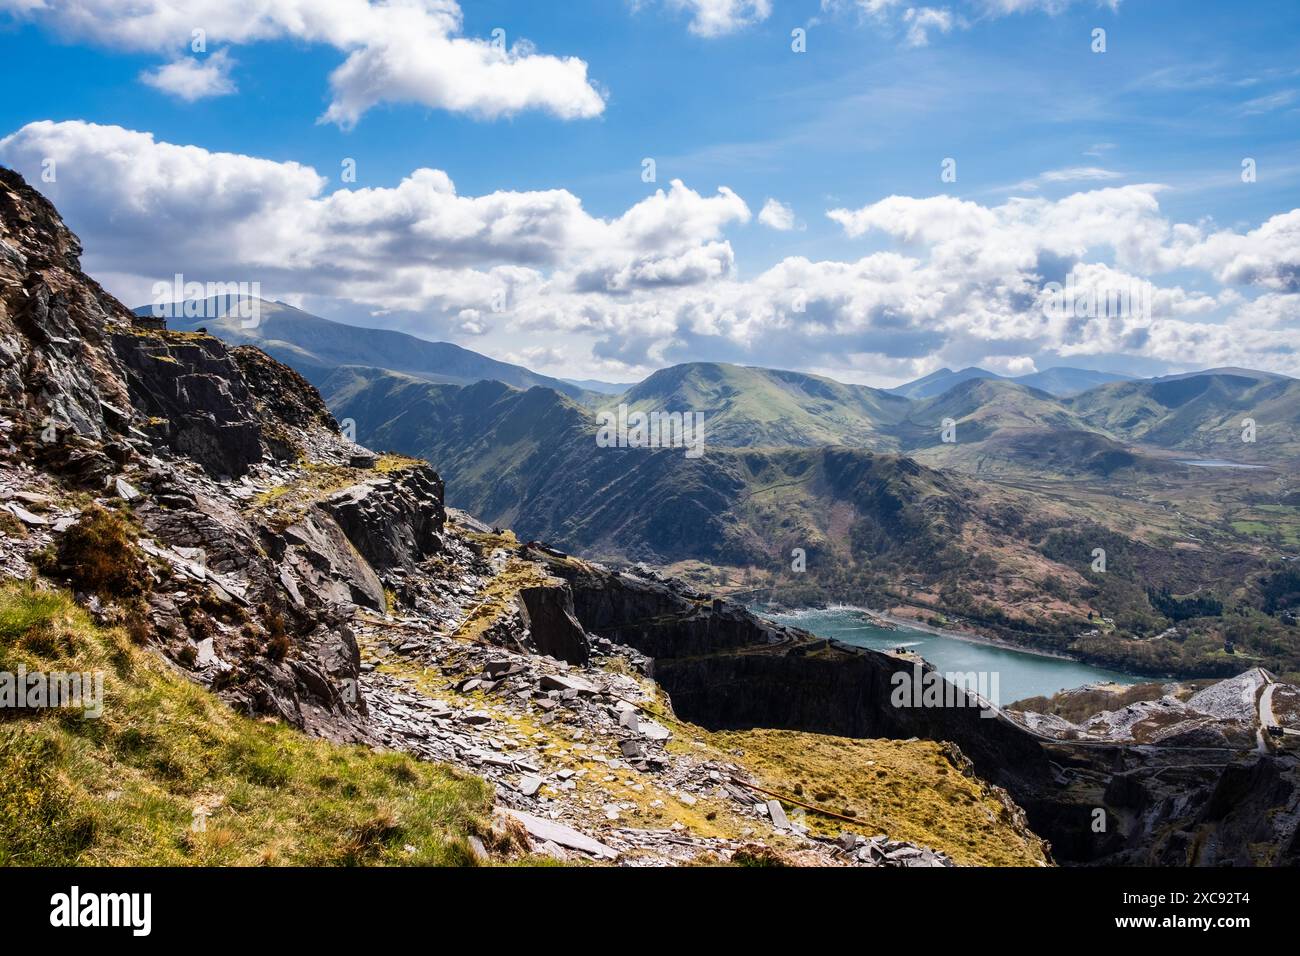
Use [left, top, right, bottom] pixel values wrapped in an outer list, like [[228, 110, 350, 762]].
[[0, 0, 605, 127], [140, 49, 236, 101], [1242, 89, 1298, 115], [0, 120, 747, 297], [1180, 210, 1300, 292], [1, 119, 1296, 382], [974, 0, 1118, 14], [1010, 165, 1124, 192], [667, 0, 773, 37], [902, 7, 954, 47], [758, 198, 796, 230]]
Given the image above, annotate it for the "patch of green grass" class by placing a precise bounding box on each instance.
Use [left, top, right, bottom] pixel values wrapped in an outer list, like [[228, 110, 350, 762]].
[[375, 454, 424, 474], [0, 581, 494, 866], [1232, 520, 1272, 536]]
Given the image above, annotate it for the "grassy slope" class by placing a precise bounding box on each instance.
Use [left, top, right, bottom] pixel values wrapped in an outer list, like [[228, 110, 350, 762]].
[[899, 378, 1101, 448], [0, 582, 494, 866], [1067, 373, 1300, 459], [706, 729, 1047, 867], [616, 362, 909, 449]]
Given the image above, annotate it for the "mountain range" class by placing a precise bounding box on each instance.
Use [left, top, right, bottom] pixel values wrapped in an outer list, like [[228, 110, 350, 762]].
[[888, 365, 1133, 399], [139, 297, 591, 401]]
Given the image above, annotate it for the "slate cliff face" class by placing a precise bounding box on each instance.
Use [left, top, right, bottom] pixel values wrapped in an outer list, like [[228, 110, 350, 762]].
[[0, 168, 596, 744], [538, 550, 1049, 788]]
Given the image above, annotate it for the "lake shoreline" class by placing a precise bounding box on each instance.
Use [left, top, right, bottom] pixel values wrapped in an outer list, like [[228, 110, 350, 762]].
[[760, 601, 1089, 664], [758, 603, 1155, 697]]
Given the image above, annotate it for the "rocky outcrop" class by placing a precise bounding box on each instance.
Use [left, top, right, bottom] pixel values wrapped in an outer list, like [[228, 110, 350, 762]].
[[278, 511, 387, 612], [318, 466, 446, 574], [517, 581, 590, 665], [0, 169, 417, 742], [0, 168, 135, 443], [231, 344, 341, 461], [111, 329, 265, 479]]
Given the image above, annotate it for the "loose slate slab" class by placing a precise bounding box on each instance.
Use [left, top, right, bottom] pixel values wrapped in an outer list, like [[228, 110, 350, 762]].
[[640, 719, 672, 742], [503, 809, 618, 860], [5, 502, 47, 525], [114, 477, 141, 501], [539, 673, 599, 696], [767, 799, 790, 831]]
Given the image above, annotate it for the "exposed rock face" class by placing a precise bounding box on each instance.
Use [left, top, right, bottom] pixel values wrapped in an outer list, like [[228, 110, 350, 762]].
[[280, 510, 387, 612], [230, 344, 341, 462], [0, 169, 417, 742], [231, 344, 337, 434], [111, 330, 266, 479], [319, 466, 445, 573], [517, 582, 590, 666], [0, 168, 135, 442]]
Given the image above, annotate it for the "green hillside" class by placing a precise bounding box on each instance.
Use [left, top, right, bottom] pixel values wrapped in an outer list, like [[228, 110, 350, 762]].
[[0, 583, 492, 866], [1067, 371, 1300, 460], [614, 362, 910, 449]]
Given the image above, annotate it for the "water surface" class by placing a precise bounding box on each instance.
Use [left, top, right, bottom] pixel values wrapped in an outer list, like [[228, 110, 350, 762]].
[[1177, 459, 1267, 469], [763, 606, 1142, 705]]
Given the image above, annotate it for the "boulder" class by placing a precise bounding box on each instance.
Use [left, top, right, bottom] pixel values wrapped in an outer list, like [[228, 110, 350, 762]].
[[518, 582, 590, 666]]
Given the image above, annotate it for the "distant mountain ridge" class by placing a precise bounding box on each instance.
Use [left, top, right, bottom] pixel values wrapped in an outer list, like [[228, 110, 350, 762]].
[[132, 297, 591, 400], [563, 377, 640, 394], [1066, 369, 1300, 459], [156, 297, 1300, 465], [890, 365, 1134, 399]]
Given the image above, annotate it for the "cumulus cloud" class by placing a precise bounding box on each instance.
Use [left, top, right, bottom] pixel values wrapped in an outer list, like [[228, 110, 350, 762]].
[[0, 0, 605, 126], [0, 120, 747, 299], [758, 198, 797, 230], [667, 0, 773, 36], [1180, 210, 1300, 291], [140, 49, 236, 101], [0, 119, 1296, 382]]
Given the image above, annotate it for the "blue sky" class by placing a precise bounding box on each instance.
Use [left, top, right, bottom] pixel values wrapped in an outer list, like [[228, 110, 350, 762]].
[[1, 0, 1297, 386]]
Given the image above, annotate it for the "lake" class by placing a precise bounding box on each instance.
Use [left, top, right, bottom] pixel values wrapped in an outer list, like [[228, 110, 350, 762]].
[[762, 606, 1143, 706], [1178, 459, 1268, 469]]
